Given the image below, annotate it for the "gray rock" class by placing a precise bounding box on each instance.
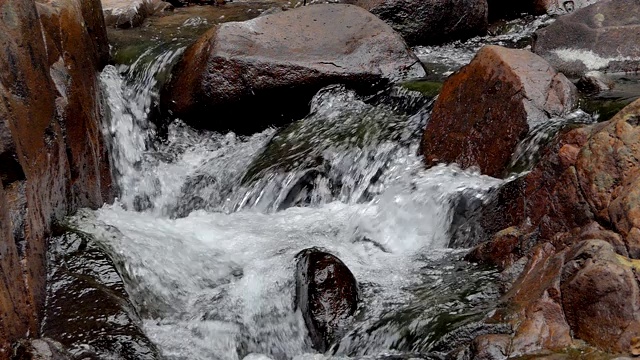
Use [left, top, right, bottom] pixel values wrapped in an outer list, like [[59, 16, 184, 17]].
[[162, 4, 425, 133]]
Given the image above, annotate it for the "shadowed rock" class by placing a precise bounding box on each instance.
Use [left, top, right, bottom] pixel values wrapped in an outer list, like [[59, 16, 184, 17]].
[[342, 0, 488, 46]]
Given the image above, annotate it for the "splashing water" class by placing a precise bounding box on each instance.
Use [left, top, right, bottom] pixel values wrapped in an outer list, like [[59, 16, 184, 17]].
[[61, 16, 587, 358]]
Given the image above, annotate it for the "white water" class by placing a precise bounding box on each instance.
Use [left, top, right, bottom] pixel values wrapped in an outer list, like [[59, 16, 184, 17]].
[[71, 53, 510, 360]]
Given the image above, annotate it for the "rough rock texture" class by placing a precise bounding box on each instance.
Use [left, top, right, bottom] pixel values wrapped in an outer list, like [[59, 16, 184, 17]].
[[295, 248, 359, 352], [102, 0, 174, 28], [421, 45, 577, 178], [0, 0, 111, 352], [162, 4, 426, 133], [468, 99, 640, 355], [342, 0, 488, 45], [533, 0, 640, 76]]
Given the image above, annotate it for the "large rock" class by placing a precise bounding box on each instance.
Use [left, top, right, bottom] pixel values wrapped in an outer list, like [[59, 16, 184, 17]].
[[161, 4, 426, 133], [295, 248, 359, 352], [487, 0, 599, 21], [421, 45, 577, 178], [342, 0, 488, 45], [533, 0, 640, 76], [0, 0, 111, 351]]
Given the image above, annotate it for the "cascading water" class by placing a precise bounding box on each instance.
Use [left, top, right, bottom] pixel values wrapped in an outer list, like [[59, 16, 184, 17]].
[[53, 14, 586, 360]]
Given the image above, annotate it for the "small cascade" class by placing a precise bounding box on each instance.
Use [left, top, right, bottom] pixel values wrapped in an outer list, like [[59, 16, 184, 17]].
[[61, 12, 593, 360]]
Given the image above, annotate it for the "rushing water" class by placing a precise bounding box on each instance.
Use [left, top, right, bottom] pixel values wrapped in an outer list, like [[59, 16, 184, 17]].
[[53, 14, 589, 360]]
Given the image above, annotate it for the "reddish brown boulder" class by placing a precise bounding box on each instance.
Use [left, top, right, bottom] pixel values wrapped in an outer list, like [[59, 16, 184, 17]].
[[295, 248, 359, 352], [533, 0, 640, 76], [162, 4, 425, 133], [342, 0, 488, 45], [0, 0, 111, 352], [422, 45, 577, 178], [561, 240, 640, 353]]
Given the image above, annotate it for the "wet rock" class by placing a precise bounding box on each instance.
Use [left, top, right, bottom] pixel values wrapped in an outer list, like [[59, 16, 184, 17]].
[[295, 248, 359, 352], [465, 227, 526, 271], [162, 4, 425, 133], [469, 334, 511, 360], [576, 71, 613, 95], [42, 232, 161, 359], [103, 0, 174, 28], [422, 45, 577, 178], [342, 0, 488, 45], [0, 0, 111, 351], [533, 0, 640, 76], [12, 338, 72, 360]]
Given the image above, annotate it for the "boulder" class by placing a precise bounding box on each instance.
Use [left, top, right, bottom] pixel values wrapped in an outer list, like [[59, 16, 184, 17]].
[[102, 0, 174, 29], [561, 240, 640, 353], [533, 0, 640, 76], [161, 4, 426, 133], [295, 248, 359, 352], [0, 0, 111, 351], [421, 45, 577, 178], [342, 0, 488, 45]]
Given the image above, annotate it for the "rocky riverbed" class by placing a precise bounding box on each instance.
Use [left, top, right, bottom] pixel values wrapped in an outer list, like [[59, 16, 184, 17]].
[[3, 0, 640, 359]]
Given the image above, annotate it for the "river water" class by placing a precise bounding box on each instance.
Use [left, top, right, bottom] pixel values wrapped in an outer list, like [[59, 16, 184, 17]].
[[56, 13, 593, 360]]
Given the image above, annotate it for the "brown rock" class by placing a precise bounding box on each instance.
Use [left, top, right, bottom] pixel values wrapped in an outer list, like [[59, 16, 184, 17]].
[[494, 243, 573, 357], [466, 227, 524, 271], [295, 248, 359, 352], [422, 45, 577, 178], [0, 0, 111, 351], [162, 4, 425, 133], [533, 0, 640, 76], [342, 0, 488, 45], [561, 240, 640, 353]]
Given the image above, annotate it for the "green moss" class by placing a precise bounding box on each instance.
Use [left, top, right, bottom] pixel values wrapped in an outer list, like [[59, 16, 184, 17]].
[[399, 80, 443, 98]]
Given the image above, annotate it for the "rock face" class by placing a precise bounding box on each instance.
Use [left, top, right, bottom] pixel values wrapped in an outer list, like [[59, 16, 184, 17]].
[[533, 0, 600, 15], [295, 248, 359, 352], [467, 98, 640, 355], [421, 45, 577, 178], [342, 0, 488, 45], [487, 0, 599, 20], [102, 0, 174, 28], [162, 4, 426, 133], [0, 0, 111, 352], [533, 0, 640, 76]]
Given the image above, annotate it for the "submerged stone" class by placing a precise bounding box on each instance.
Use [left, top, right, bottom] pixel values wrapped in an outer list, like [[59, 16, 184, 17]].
[[295, 248, 359, 352]]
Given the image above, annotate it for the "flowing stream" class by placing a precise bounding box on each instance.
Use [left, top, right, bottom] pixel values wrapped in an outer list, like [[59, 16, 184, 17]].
[[52, 14, 595, 360]]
